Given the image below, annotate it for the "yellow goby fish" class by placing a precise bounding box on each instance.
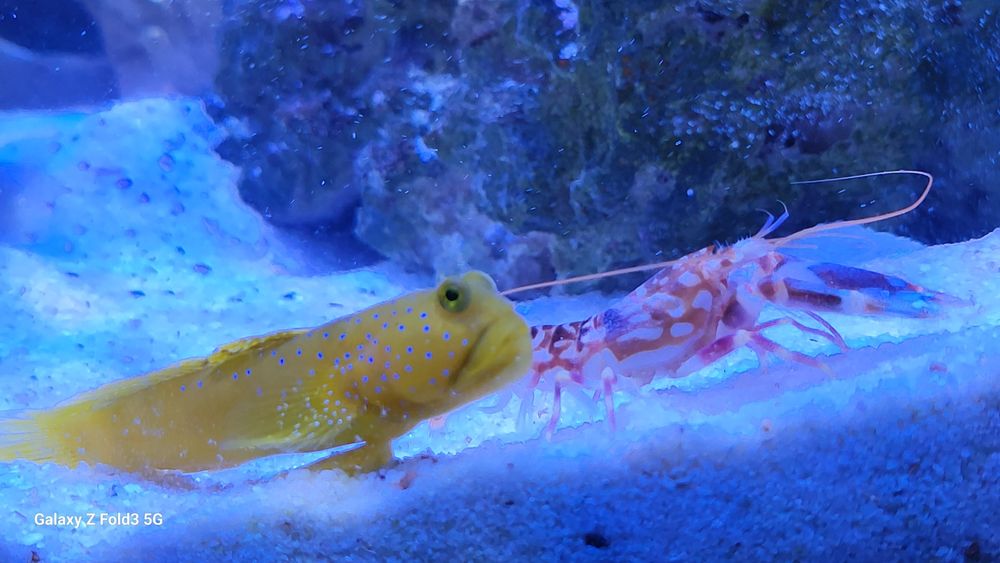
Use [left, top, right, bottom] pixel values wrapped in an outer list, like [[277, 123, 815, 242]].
[[0, 271, 531, 475]]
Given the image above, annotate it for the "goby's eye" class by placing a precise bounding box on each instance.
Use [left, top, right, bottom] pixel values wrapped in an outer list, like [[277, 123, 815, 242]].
[[437, 282, 469, 312]]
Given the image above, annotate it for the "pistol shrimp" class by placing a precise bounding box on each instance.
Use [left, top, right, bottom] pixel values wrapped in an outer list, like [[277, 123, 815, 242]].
[[502, 170, 953, 436]]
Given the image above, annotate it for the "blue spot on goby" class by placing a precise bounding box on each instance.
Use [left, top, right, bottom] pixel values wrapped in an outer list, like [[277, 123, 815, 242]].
[[317, 352, 324, 360], [375, 386, 382, 394], [362, 375, 369, 383], [373, 313, 380, 320], [246, 368, 252, 376], [425, 351, 433, 359], [296, 348, 303, 356], [406, 346, 414, 354], [423, 325, 431, 333], [345, 352, 351, 359], [419, 311, 428, 319], [308, 368, 316, 376], [398, 324, 406, 331], [323, 332, 330, 339], [442, 368, 450, 377], [368, 357, 374, 364], [271, 350, 277, 356], [461, 338, 469, 347], [279, 357, 285, 365], [382, 322, 389, 329], [357, 344, 364, 351], [443, 331, 451, 341], [180, 384, 186, 392], [256, 387, 263, 397], [339, 333, 347, 340], [232, 372, 239, 380], [406, 307, 413, 314], [429, 377, 437, 385], [197, 380, 203, 388]]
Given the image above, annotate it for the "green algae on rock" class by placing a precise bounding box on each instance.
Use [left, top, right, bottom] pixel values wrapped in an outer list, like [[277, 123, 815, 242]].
[[213, 0, 1000, 288]]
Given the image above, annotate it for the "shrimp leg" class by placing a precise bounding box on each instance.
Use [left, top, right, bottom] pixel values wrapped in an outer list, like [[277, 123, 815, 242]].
[[675, 316, 848, 378]]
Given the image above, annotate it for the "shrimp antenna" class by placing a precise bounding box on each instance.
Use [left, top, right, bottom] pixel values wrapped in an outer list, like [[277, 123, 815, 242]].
[[774, 169, 933, 247], [501, 169, 933, 297], [501, 257, 681, 296]]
